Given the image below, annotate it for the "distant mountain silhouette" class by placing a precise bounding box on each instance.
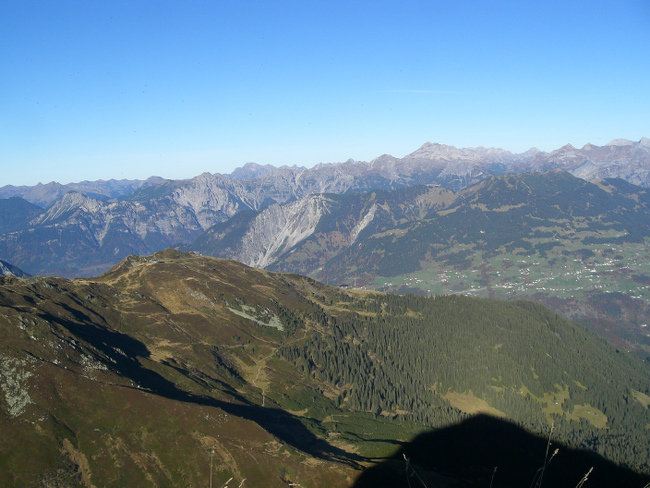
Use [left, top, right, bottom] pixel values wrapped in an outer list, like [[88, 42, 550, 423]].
[[352, 414, 650, 488]]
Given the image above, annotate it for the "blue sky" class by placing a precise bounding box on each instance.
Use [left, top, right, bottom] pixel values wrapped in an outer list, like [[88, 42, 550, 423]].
[[1, 0, 649, 186]]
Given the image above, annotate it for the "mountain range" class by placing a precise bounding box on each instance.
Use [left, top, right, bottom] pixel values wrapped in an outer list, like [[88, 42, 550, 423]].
[[1, 138, 649, 279], [1, 251, 649, 487], [2, 138, 650, 359], [3, 138, 650, 208]]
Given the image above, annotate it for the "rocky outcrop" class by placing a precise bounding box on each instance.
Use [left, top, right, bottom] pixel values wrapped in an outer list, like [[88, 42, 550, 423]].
[[238, 194, 334, 268], [0, 259, 29, 277]]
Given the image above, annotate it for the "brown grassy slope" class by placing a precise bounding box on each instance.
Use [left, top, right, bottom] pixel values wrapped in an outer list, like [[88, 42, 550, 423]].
[[0, 250, 358, 487]]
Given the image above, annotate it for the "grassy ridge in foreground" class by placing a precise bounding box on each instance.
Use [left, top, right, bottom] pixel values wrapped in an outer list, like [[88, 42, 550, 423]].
[[0, 250, 648, 487]]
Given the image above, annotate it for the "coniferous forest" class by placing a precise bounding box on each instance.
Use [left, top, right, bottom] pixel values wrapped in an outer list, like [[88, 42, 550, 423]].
[[279, 290, 650, 472]]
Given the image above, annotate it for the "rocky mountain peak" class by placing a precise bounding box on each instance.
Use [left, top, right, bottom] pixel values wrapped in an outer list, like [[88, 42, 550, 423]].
[[34, 191, 106, 225], [520, 147, 542, 159], [53, 191, 101, 210], [607, 138, 635, 147], [229, 162, 277, 180], [369, 154, 398, 167], [405, 142, 461, 160]]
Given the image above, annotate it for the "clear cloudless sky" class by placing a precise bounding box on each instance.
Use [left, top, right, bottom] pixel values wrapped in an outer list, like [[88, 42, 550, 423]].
[[1, 0, 649, 186]]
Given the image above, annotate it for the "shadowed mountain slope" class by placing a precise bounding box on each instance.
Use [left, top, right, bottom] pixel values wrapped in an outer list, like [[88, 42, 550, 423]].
[[353, 415, 650, 488]]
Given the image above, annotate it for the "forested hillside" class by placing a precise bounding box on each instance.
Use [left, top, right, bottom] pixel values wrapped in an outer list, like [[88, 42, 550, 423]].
[[1, 251, 647, 487], [279, 292, 650, 468]]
